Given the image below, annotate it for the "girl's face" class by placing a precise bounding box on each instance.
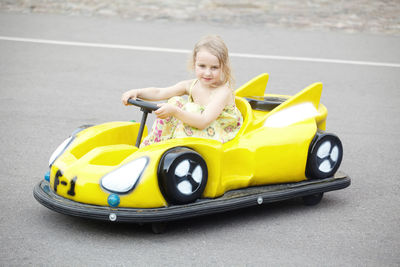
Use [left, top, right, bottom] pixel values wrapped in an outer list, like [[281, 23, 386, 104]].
[[194, 48, 222, 87]]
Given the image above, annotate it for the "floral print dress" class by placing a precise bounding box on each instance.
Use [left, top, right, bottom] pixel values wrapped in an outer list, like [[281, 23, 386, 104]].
[[140, 81, 243, 147]]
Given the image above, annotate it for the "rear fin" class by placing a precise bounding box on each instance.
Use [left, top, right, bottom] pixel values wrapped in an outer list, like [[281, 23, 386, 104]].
[[264, 82, 323, 128], [235, 73, 269, 97], [271, 82, 322, 113]]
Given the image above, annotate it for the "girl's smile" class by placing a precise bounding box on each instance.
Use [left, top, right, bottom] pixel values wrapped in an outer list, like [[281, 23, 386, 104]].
[[195, 49, 222, 87]]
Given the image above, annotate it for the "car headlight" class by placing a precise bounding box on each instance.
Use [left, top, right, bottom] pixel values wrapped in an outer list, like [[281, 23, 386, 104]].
[[101, 157, 149, 194], [49, 136, 74, 167]]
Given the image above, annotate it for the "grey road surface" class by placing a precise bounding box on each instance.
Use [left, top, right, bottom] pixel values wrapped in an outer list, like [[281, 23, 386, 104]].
[[0, 12, 399, 266]]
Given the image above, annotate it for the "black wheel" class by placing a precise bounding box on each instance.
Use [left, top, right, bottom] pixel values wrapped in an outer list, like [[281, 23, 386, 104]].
[[307, 134, 343, 179], [158, 147, 208, 205], [302, 193, 324, 206]]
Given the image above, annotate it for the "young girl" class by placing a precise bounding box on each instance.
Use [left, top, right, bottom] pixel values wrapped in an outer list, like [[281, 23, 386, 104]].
[[121, 35, 242, 147]]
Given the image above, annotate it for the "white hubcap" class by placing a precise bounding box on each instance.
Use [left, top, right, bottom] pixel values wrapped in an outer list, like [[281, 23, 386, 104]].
[[316, 140, 340, 173], [174, 159, 203, 195]]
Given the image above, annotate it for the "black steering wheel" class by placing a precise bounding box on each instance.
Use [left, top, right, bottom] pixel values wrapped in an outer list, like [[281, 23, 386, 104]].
[[127, 98, 159, 147], [128, 98, 159, 112]]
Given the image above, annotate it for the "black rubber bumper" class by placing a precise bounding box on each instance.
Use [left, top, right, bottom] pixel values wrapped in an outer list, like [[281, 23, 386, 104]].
[[33, 172, 350, 223]]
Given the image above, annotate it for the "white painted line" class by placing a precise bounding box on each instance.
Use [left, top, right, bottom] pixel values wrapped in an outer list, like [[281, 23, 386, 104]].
[[0, 36, 191, 54], [230, 52, 400, 68], [1, 36, 399, 68]]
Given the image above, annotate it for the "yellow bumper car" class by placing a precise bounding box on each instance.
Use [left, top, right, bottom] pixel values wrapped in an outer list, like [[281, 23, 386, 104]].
[[34, 73, 350, 232]]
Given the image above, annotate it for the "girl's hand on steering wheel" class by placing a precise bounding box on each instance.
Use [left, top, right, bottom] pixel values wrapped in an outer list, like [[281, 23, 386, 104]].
[[155, 103, 178, 119], [121, 89, 139, 105]]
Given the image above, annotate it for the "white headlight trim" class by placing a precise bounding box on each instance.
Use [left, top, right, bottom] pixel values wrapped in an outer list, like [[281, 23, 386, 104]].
[[49, 136, 73, 167], [101, 157, 148, 194]]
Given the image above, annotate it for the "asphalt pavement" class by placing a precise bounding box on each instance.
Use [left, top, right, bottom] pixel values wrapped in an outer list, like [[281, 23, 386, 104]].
[[0, 11, 399, 266]]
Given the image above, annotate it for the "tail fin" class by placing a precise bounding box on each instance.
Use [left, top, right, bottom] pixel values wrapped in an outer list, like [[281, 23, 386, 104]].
[[264, 82, 323, 128], [274, 82, 322, 112], [235, 73, 269, 97]]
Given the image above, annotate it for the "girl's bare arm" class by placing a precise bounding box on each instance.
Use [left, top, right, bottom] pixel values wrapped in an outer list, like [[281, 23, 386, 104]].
[[121, 80, 192, 105], [155, 87, 232, 130]]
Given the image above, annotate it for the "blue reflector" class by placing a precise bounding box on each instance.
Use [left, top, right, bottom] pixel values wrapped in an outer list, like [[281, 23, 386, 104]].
[[108, 194, 120, 207], [44, 171, 50, 182]]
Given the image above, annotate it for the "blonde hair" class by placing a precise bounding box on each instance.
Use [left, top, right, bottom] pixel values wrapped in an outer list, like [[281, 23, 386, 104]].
[[189, 35, 234, 88]]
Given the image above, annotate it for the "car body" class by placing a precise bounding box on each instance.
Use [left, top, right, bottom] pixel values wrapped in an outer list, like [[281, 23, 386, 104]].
[[34, 73, 349, 225]]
